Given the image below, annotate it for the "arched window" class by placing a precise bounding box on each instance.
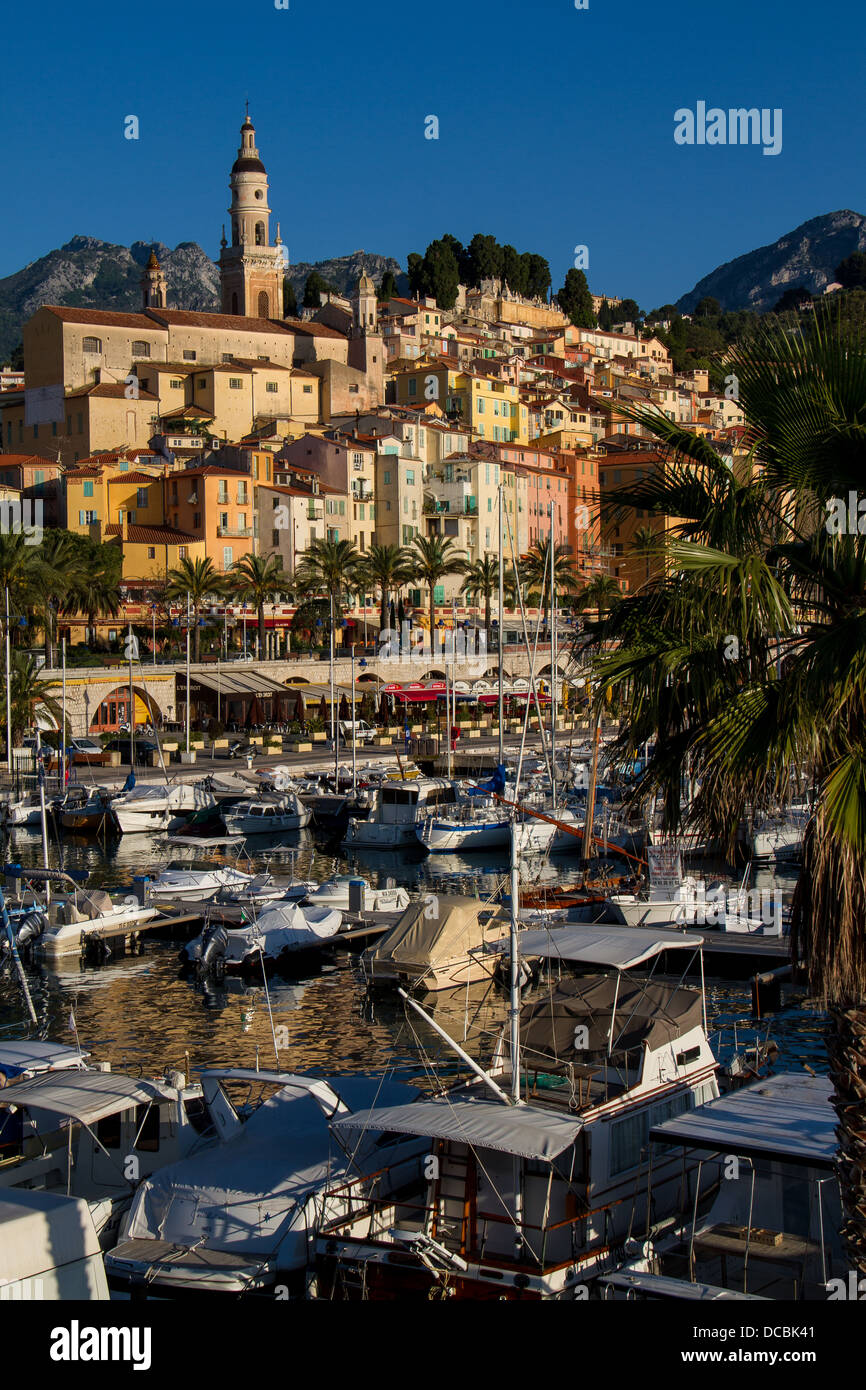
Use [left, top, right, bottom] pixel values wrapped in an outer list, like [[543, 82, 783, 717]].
[[231, 292, 239, 316], [257, 291, 270, 318], [132, 341, 150, 358], [83, 336, 102, 354], [255, 222, 265, 246]]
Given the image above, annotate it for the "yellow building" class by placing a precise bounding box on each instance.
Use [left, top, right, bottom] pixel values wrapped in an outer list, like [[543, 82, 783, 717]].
[[391, 361, 528, 444]]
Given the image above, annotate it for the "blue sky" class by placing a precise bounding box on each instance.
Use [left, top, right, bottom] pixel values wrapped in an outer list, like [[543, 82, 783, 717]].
[[2, 0, 862, 308]]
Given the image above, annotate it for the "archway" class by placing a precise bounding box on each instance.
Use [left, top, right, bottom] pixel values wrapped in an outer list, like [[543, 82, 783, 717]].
[[89, 685, 162, 734]]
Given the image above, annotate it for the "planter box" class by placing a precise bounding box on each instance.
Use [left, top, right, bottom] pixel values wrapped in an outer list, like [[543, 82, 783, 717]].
[[163, 741, 179, 752], [149, 751, 162, 768], [410, 725, 423, 734], [467, 728, 481, 739], [387, 726, 402, 736], [311, 731, 327, 743], [374, 735, 393, 746], [249, 736, 264, 746], [213, 738, 229, 749], [107, 750, 122, 767], [179, 750, 196, 765], [287, 741, 312, 753]]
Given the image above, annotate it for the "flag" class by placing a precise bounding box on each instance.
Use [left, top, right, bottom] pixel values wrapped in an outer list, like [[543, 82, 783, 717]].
[[68, 1009, 76, 1033]]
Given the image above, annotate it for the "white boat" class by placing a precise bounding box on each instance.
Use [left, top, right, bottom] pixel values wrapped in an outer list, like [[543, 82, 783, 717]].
[[2, 793, 43, 828], [602, 1074, 843, 1301], [146, 861, 258, 904], [342, 777, 457, 849], [749, 808, 807, 861], [0, 1039, 90, 1084], [419, 804, 512, 852], [0, 1190, 109, 1300], [105, 1070, 425, 1297], [605, 846, 701, 928], [305, 875, 410, 913], [9, 886, 160, 961], [0, 1067, 205, 1250], [224, 792, 312, 835], [111, 779, 217, 835], [184, 901, 343, 971]]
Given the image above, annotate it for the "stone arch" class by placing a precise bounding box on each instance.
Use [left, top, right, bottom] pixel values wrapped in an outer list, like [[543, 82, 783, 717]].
[[89, 685, 163, 734], [356, 671, 383, 684], [255, 222, 266, 246]]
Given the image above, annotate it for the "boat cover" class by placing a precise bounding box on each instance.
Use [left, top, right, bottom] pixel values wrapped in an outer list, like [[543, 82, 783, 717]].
[[333, 1095, 582, 1161], [0, 1071, 172, 1125], [649, 1073, 836, 1167], [0, 1041, 88, 1080], [519, 975, 704, 1066], [122, 1078, 418, 1257], [508, 924, 703, 969], [364, 895, 506, 977]]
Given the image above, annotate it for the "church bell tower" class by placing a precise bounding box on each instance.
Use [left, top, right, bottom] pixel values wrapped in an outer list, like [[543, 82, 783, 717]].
[[218, 111, 284, 319]]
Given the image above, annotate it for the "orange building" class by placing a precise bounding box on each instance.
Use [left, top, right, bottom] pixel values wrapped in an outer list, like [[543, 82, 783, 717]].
[[164, 462, 257, 573]]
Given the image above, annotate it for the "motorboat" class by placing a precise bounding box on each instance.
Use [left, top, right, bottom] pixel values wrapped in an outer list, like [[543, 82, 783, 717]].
[[305, 875, 410, 914], [362, 893, 509, 992], [105, 1069, 425, 1297], [313, 925, 720, 1300], [111, 779, 218, 835], [0, 1066, 205, 1249], [4, 879, 160, 962], [184, 901, 343, 972], [58, 784, 119, 834], [224, 791, 312, 835], [2, 793, 43, 829], [343, 777, 458, 849], [146, 860, 260, 904], [604, 846, 706, 928], [748, 807, 808, 862], [0, 1039, 90, 1089], [601, 1073, 843, 1301], [419, 803, 512, 853], [0, 1190, 109, 1300]]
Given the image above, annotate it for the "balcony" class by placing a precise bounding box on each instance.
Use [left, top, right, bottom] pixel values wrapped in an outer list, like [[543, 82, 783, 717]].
[[352, 485, 373, 502], [217, 525, 253, 538]]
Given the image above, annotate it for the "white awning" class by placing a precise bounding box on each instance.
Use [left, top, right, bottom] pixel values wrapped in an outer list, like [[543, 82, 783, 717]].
[[333, 1096, 582, 1161], [508, 924, 704, 969], [649, 1074, 837, 1168], [0, 1071, 169, 1126]]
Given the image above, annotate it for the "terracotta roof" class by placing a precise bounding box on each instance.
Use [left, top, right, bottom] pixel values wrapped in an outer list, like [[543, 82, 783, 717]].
[[65, 383, 159, 401], [0, 453, 44, 466], [173, 463, 249, 479], [105, 524, 198, 544], [282, 317, 346, 340], [144, 309, 296, 335], [229, 358, 290, 371], [41, 306, 158, 329], [161, 405, 214, 419], [107, 471, 160, 484]]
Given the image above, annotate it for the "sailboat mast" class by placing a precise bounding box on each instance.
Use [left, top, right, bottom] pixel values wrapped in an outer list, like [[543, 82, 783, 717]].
[[498, 481, 504, 767], [330, 592, 337, 788], [509, 817, 521, 1102], [128, 620, 135, 772], [549, 502, 556, 814], [582, 699, 602, 866]]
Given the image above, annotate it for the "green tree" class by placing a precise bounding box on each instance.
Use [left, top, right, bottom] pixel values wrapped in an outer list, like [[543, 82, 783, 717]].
[[232, 552, 288, 659], [303, 271, 332, 309], [283, 278, 298, 316], [69, 553, 121, 647], [465, 234, 503, 287], [835, 252, 866, 290], [378, 270, 397, 301], [519, 538, 581, 630], [1, 652, 63, 747], [165, 556, 226, 662], [597, 299, 614, 331], [295, 538, 361, 640], [557, 269, 596, 328], [586, 307, 866, 1270], [575, 573, 622, 620], [694, 295, 721, 319], [616, 297, 642, 325], [524, 253, 551, 301], [500, 245, 528, 296], [460, 555, 499, 633], [409, 534, 466, 645], [358, 543, 413, 634]]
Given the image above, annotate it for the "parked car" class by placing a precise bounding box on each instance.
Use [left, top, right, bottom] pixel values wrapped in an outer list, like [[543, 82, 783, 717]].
[[338, 720, 377, 746], [67, 738, 106, 765], [102, 737, 159, 767]]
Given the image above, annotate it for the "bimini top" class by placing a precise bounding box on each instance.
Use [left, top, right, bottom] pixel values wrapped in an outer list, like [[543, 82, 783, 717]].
[[649, 1073, 837, 1168], [333, 1095, 582, 1162], [0, 1070, 174, 1127], [519, 975, 704, 1069], [0, 1040, 88, 1080], [509, 924, 703, 970]]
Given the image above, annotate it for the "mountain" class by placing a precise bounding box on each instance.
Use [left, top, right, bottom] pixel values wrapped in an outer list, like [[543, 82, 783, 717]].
[[675, 210, 866, 314], [0, 237, 404, 365]]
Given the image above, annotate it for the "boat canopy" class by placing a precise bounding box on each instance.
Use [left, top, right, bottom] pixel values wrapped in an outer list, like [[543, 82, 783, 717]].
[[0, 1041, 88, 1080], [364, 895, 505, 978], [509, 924, 704, 970], [649, 1073, 837, 1168], [0, 1071, 172, 1126], [333, 1095, 583, 1161], [519, 975, 704, 1066]]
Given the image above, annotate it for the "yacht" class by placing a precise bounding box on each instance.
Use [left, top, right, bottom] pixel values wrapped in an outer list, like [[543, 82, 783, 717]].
[[2, 792, 43, 828], [602, 1073, 843, 1301], [111, 779, 218, 835], [6, 881, 160, 962], [312, 925, 720, 1300], [305, 875, 410, 914], [748, 807, 808, 862], [604, 847, 706, 928], [146, 860, 260, 904], [362, 894, 509, 992], [224, 791, 312, 835], [343, 777, 458, 849]]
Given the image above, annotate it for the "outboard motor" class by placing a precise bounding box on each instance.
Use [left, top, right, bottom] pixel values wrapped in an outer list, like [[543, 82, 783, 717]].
[[200, 923, 229, 969], [14, 911, 47, 950]]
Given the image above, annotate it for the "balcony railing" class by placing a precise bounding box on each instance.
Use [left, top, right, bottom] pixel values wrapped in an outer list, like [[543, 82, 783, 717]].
[[217, 525, 253, 538]]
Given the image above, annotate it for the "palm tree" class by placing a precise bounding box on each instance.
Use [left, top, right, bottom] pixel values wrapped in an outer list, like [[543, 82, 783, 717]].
[[69, 554, 121, 647], [294, 538, 361, 645], [409, 534, 466, 645], [232, 552, 288, 659], [461, 555, 499, 634], [165, 556, 226, 663], [575, 573, 622, 621], [36, 531, 77, 667], [519, 538, 581, 633], [358, 544, 413, 635], [1, 652, 63, 747], [586, 307, 866, 1272], [0, 533, 48, 650]]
